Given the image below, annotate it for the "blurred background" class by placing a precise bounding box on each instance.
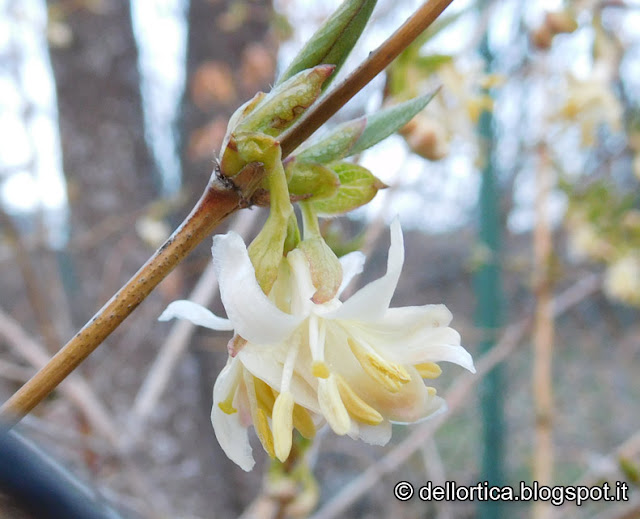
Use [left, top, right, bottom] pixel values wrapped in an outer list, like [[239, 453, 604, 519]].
[[0, 0, 639, 518]]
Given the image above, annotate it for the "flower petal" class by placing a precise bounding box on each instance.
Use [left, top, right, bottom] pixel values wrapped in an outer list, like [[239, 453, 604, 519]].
[[328, 218, 404, 321], [211, 358, 255, 471], [353, 420, 392, 446], [212, 231, 303, 344], [376, 326, 475, 373], [159, 300, 233, 330], [337, 251, 365, 296]]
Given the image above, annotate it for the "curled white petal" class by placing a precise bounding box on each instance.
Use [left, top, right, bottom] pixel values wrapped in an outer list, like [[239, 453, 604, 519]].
[[354, 420, 392, 446], [211, 359, 254, 471], [212, 231, 303, 344], [328, 218, 404, 321], [337, 251, 365, 296], [159, 300, 233, 330]]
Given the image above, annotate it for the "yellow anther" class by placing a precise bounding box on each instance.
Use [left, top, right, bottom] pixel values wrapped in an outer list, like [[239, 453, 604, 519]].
[[318, 376, 351, 435], [426, 386, 437, 397], [348, 338, 411, 393], [218, 399, 237, 415], [272, 392, 294, 462], [254, 377, 276, 413], [335, 375, 383, 425], [311, 361, 330, 379], [292, 404, 316, 439], [255, 407, 275, 459], [415, 362, 442, 379]]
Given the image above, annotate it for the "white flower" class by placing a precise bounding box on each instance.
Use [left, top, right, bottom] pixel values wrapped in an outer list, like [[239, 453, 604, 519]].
[[604, 254, 640, 307], [159, 220, 475, 470]]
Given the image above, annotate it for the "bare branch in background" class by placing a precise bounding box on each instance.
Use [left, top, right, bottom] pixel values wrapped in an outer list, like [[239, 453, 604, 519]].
[[532, 142, 555, 519]]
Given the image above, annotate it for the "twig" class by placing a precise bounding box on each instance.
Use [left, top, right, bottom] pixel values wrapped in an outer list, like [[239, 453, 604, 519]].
[[0, 176, 255, 423], [128, 209, 258, 431], [0, 359, 33, 383], [532, 143, 555, 519], [421, 438, 453, 519], [279, 0, 456, 155], [0, 307, 120, 445], [0, 206, 61, 353], [0, 0, 456, 426], [308, 275, 601, 519]]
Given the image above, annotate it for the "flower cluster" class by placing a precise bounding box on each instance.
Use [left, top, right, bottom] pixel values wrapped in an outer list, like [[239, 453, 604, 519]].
[[160, 220, 474, 470]]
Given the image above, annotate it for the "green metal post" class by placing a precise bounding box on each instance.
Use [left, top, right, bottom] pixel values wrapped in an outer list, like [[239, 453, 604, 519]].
[[475, 33, 505, 519]]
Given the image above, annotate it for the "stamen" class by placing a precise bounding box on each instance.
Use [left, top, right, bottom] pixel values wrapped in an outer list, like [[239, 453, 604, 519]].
[[348, 338, 411, 393], [311, 361, 330, 379], [292, 404, 316, 439], [272, 392, 295, 462], [255, 407, 275, 458], [426, 386, 437, 396], [335, 375, 383, 425], [254, 377, 276, 414], [318, 376, 351, 435], [415, 362, 442, 379], [218, 398, 237, 415]]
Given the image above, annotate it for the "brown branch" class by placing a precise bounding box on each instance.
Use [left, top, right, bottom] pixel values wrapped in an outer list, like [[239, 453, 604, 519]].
[[309, 275, 601, 519], [0, 176, 250, 424], [0, 0, 457, 426], [128, 209, 258, 433], [279, 0, 456, 156], [532, 143, 555, 519], [0, 307, 120, 444]]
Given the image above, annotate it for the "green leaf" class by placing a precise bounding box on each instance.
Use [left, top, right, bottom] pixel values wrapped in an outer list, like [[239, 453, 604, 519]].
[[286, 161, 340, 201], [415, 54, 453, 74], [348, 90, 439, 156], [312, 162, 386, 216], [292, 91, 437, 165], [294, 118, 366, 164], [277, 0, 377, 89]]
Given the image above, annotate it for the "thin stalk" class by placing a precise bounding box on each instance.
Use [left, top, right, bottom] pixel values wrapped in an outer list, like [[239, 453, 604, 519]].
[[0, 0, 456, 425], [532, 143, 555, 519]]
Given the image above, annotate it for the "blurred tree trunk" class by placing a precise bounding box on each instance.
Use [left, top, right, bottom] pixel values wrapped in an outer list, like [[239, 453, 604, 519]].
[[47, 0, 155, 316], [180, 0, 277, 514], [181, 0, 276, 191]]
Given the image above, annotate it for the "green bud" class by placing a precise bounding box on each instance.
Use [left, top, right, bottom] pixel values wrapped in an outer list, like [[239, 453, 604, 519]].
[[312, 162, 386, 216], [221, 92, 267, 152], [277, 0, 377, 90], [297, 237, 342, 304], [286, 160, 340, 201], [237, 65, 335, 137]]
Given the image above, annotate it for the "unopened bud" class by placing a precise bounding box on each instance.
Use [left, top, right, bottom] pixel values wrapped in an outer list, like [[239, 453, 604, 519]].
[[312, 162, 387, 216], [531, 25, 553, 50], [545, 11, 578, 35], [286, 160, 340, 201], [403, 116, 449, 161], [237, 65, 335, 137], [295, 238, 342, 303]]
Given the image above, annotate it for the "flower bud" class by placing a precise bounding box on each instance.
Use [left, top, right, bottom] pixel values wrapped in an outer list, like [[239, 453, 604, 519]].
[[236, 65, 335, 137], [531, 25, 553, 50], [545, 11, 578, 35], [312, 162, 387, 216], [286, 160, 341, 201], [402, 115, 449, 161], [297, 237, 343, 303]]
